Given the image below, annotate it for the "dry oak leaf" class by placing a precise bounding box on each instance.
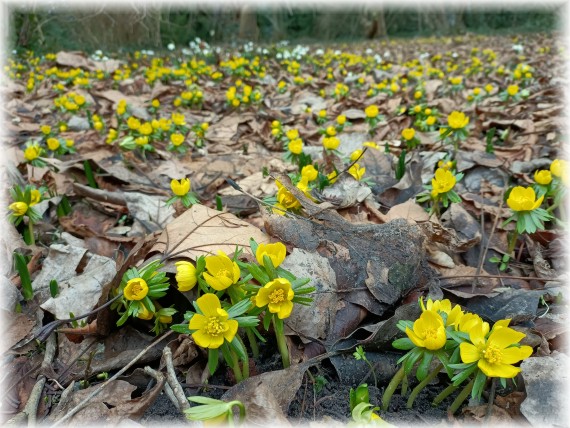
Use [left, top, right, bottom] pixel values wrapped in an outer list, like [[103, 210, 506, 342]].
[[150, 203, 270, 260]]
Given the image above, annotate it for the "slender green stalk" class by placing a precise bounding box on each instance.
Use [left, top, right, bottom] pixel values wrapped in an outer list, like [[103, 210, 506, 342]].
[[366, 359, 378, 388], [235, 335, 249, 379], [433, 383, 459, 405], [507, 229, 519, 255], [407, 364, 443, 409], [245, 328, 259, 358], [401, 371, 408, 396], [382, 366, 405, 411], [229, 350, 243, 383], [273, 317, 290, 368], [28, 220, 35, 246], [448, 378, 475, 414]]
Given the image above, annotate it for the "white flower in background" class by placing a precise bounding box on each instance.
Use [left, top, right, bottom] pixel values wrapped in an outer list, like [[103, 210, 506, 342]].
[[512, 44, 524, 53], [384, 51, 391, 58], [95, 49, 102, 56], [316, 49, 324, 56], [374, 54, 382, 63], [182, 48, 191, 55], [365, 48, 373, 55], [210, 30, 215, 37], [276, 53, 282, 59], [167, 43, 175, 51], [102, 56, 109, 61]]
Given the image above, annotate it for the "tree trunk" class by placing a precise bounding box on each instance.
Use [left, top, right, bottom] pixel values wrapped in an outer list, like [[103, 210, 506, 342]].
[[238, 5, 259, 41]]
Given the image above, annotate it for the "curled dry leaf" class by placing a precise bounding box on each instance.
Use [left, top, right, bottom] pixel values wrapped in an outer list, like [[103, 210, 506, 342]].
[[150, 203, 270, 260]]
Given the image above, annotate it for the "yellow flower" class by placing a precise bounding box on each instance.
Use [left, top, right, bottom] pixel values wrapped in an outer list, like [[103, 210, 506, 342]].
[[189, 293, 238, 349], [301, 164, 318, 181], [337, 115, 346, 125], [534, 170, 552, 185], [124, 277, 149, 301], [405, 310, 447, 350], [255, 278, 295, 319], [170, 133, 185, 146], [473, 87, 481, 95], [127, 116, 141, 130], [431, 168, 456, 195], [201, 122, 209, 131], [40, 125, 51, 135], [325, 126, 337, 136], [460, 325, 533, 378], [29, 189, 41, 206], [151, 99, 160, 108], [9, 202, 28, 216], [175, 261, 197, 292], [135, 136, 149, 146], [232, 99, 240, 107], [350, 149, 363, 162], [457, 312, 489, 334], [256, 242, 286, 268], [450, 76, 462, 85], [424, 108, 432, 115], [137, 304, 154, 320], [59, 124, 67, 132], [401, 128, 415, 141], [323, 137, 340, 150], [171, 112, 186, 126], [485, 84, 493, 93], [348, 163, 365, 181], [507, 186, 544, 211], [363, 141, 380, 150], [24, 145, 41, 161], [74, 94, 85, 106], [203, 251, 241, 291], [171, 178, 190, 196], [139, 123, 153, 135], [420, 298, 464, 328], [47, 138, 60, 151], [414, 90, 422, 99], [550, 159, 567, 177], [288, 138, 303, 155], [413, 105, 422, 113], [426, 116, 436, 126], [327, 171, 338, 184], [286, 129, 299, 140], [319, 110, 327, 118], [277, 184, 301, 209], [365, 105, 379, 118], [447, 111, 469, 129], [507, 85, 519, 96]]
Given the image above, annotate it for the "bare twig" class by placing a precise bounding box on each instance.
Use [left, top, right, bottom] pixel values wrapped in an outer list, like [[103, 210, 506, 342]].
[[50, 330, 173, 427], [163, 347, 191, 412]]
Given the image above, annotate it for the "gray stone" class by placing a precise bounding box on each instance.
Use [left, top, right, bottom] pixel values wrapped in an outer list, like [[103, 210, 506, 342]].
[[67, 115, 90, 131], [520, 352, 570, 427]]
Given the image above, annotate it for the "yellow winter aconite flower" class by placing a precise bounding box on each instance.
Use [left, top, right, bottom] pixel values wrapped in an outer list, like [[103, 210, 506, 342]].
[[203, 251, 241, 291], [431, 168, 456, 195], [507, 85, 519, 96], [175, 261, 197, 292], [24, 145, 41, 161], [170, 133, 185, 146], [405, 309, 447, 351], [124, 277, 149, 301], [255, 278, 295, 319], [348, 163, 366, 181], [450, 76, 462, 85], [460, 325, 533, 378], [135, 136, 149, 146], [30, 189, 41, 206], [426, 116, 437, 126], [350, 149, 363, 162], [256, 242, 286, 268], [363, 141, 380, 150], [189, 293, 238, 349], [171, 178, 191, 196], [550, 159, 567, 177], [325, 126, 337, 136], [277, 185, 301, 209], [337, 115, 346, 125], [401, 128, 415, 141], [420, 298, 464, 328], [47, 138, 60, 151], [286, 129, 299, 140], [507, 186, 544, 212], [447, 111, 469, 129], [365, 105, 379, 118], [127, 116, 141, 130], [9, 202, 28, 216], [151, 99, 160, 108], [40, 125, 51, 135], [137, 304, 154, 320], [139, 123, 153, 135], [171, 112, 186, 126], [323, 136, 340, 150], [319, 109, 327, 118], [485, 84, 494, 93], [288, 138, 303, 154], [534, 170, 552, 185], [301, 164, 318, 181]]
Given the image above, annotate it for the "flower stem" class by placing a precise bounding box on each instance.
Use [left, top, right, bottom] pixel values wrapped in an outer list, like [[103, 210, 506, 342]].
[[228, 349, 243, 383], [273, 316, 290, 368], [448, 378, 474, 415], [366, 360, 378, 388], [407, 363, 443, 409], [507, 229, 519, 255], [382, 366, 405, 411], [433, 383, 459, 406], [246, 328, 259, 358], [235, 335, 249, 379], [28, 220, 35, 246]]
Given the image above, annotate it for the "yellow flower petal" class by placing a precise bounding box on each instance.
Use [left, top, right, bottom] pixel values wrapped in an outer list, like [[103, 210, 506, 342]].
[[195, 293, 221, 318], [460, 342, 481, 364]]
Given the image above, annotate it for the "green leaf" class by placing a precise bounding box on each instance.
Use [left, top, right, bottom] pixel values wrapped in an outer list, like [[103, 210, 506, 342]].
[[416, 351, 433, 381], [14, 252, 33, 301], [471, 370, 488, 399], [230, 336, 247, 361], [208, 348, 219, 375], [188, 396, 225, 406], [171, 323, 191, 334], [226, 298, 252, 318], [392, 338, 415, 350], [49, 279, 59, 298]]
